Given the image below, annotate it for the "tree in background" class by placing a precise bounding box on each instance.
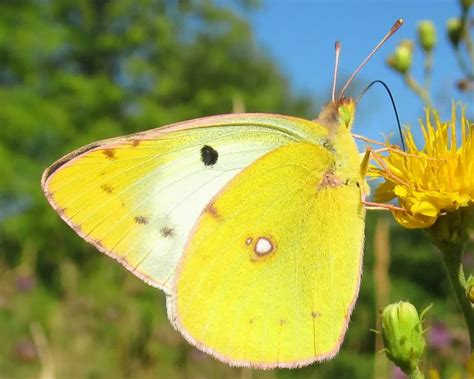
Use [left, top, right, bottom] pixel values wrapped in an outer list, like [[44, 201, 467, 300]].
[[0, 0, 313, 278]]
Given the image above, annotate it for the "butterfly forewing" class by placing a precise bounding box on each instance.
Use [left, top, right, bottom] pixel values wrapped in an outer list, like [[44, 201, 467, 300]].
[[42, 114, 326, 293]]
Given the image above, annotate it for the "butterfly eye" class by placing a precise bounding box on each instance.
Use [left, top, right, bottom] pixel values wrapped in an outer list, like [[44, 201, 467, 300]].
[[338, 105, 352, 128]]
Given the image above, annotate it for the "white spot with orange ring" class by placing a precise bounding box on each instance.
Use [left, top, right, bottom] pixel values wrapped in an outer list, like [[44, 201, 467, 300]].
[[254, 237, 274, 256]]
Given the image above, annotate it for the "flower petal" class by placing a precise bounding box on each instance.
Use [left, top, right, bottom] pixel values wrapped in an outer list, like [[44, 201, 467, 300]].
[[393, 210, 437, 229], [411, 201, 439, 217]]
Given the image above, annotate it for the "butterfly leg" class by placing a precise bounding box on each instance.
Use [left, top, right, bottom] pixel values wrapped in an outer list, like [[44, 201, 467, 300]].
[[369, 152, 410, 186], [362, 200, 407, 212], [352, 134, 411, 155], [373, 147, 442, 162], [354, 133, 440, 161], [353, 134, 434, 160], [352, 133, 386, 147], [359, 148, 408, 213]]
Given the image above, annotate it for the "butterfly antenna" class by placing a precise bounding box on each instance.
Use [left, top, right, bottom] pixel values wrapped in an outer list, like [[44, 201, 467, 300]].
[[356, 79, 406, 151], [338, 19, 404, 99], [332, 41, 341, 102]]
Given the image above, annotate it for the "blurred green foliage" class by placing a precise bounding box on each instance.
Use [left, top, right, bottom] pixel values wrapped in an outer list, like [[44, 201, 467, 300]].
[[0, 1, 470, 378], [0, 0, 313, 283]]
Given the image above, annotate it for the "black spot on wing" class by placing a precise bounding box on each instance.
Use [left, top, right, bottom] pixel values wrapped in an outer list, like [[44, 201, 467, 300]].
[[103, 149, 116, 160], [200, 145, 218, 166], [160, 226, 175, 238], [134, 216, 149, 225], [100, 184, 114, 193]]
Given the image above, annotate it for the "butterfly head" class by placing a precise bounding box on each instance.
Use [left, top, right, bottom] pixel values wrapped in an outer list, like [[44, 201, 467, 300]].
[[315, 97, 356, 136]]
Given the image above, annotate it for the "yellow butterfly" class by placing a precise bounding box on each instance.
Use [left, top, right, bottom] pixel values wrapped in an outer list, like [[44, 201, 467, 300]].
[[41, 20, 403, 369]]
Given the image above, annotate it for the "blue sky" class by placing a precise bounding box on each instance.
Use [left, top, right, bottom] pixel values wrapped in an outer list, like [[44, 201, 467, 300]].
[[246, 0, 473, 144]]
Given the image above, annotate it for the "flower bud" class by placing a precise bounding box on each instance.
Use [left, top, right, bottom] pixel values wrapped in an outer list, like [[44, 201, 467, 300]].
[[447, 18, 463, 47], [457, 79, 474, 92], [417, 20, 437, 52], [387, 40, 413, 74], [381, 301, 426, 374]]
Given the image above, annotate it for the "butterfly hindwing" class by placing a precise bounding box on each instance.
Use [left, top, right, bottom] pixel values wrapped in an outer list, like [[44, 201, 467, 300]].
[[42, 114, 326, 293], [169, 141, 365, 368]]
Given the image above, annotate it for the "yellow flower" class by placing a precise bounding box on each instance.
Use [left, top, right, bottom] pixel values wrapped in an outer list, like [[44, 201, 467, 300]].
[[370, 104, 474, 229]]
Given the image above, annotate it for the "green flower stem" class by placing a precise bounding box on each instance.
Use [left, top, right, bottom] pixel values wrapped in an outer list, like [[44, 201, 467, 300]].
[[408, 365, 424, 379], [423, 51, 433, 91], [430, 210, 474, 353], [460, 7, 474, 77], [439, 242, 474, 351], [454, 47, 474, 79], [404, 73, 431, 106]]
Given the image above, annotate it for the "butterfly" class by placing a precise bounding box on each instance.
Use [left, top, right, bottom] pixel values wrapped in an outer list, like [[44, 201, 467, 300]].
[[41, 20, 403, 369]]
